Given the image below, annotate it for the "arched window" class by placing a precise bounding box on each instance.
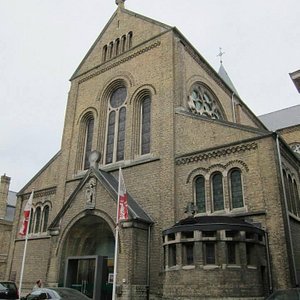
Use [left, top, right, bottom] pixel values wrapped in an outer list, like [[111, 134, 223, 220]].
[[105, 86, 127, 164], [140, 96, 151, 155], [294, 181, 300, 216], [283, 170, 292, 212], [102, 45, 108, 62], [83, 116, 94, 170], [109, 42, 114, 59], [121, 35, 126, 52], [188, 83, 224, 120], [230, 169, 244, 209], [115, 38, 120, 56], [28, 208, 34, 234], [34, 207, 41, 233], [212, 172, 224, 211], [289, 175, 297, 215], [127, 31, 133, 49], [42, 205, 50, 233], [195, 176, 206, 213]]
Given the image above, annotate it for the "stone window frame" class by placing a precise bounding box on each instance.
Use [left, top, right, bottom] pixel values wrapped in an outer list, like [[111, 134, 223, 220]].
[[191, 164, 247, 215], [104, 83, 128, 164], [28, 202, 52, 236], [162, 229, 265, 271], [130, 86, 155, 159], [282, 167, 300, 218], [75, 110, 96, 172], [187, 81, 225, 120], [102, 31, 134, 62]]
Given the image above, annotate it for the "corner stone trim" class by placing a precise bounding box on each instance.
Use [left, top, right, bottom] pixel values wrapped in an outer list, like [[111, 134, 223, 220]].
[[79, 41, 161, 84], [176, 142, 258, 165]]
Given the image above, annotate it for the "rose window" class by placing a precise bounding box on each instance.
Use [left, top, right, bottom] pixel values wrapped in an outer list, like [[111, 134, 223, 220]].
[[188, 84, 224, 120], [290, 143, 300, 154]]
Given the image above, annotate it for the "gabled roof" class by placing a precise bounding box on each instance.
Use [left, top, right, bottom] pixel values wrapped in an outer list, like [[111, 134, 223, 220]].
[[70, 6, 172, 80], [259, 104, 300, 131], [48, 167, 153, 230]]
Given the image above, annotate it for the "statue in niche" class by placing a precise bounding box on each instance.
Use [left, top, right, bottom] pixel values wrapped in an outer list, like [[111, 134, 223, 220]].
[[85, 178, 96, 209]]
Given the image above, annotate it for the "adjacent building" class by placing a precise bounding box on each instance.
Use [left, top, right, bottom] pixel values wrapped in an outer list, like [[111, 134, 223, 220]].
[[5, 1, 300, 299]]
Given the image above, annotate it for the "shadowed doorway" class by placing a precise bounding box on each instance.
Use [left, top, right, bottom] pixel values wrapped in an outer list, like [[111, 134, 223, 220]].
[[59, 215, 114, 299]]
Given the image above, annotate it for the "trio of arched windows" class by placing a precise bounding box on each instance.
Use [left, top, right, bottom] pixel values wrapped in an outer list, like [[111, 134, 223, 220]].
[[80, 85, 152, 169], [28, 204, 50, 235], [283, 169, 300, 217], [194, 168, 244, 213], [102, 31, 133, 62]]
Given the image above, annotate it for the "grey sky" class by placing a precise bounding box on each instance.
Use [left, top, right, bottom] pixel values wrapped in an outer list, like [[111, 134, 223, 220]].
[[0, 0, 299, 192]]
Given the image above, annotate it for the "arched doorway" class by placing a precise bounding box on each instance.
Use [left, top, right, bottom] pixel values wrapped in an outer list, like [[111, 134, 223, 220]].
[[59, 215, 114, 299]]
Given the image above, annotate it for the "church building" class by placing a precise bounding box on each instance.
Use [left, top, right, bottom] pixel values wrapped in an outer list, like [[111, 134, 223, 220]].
[[6, 1, 300, 299]]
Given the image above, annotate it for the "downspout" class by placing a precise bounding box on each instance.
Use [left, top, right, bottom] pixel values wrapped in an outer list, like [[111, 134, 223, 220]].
[[264, 231, 273, 294], [231, 92, 236, 123], [275, 134, 298, 286], [146, 225, 151, 300]]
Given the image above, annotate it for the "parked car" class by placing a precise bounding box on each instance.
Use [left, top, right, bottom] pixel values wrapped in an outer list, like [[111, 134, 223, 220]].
[[266, 288, 300, 299], [0, 281, 19, 300], [20, 287, 90, 300]]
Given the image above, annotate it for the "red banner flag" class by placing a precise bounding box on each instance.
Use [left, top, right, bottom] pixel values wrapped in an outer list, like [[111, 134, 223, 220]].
[[118, 168, 128, 221], [19, 191, 34, 236]]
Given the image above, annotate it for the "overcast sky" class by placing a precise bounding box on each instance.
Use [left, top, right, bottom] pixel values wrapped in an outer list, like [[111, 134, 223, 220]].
[[1, 0, 299, 192]]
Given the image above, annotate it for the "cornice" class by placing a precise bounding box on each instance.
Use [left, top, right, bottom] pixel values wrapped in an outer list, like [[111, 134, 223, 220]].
[[20, 187, 57, 200], [176, 142, 258, 166]]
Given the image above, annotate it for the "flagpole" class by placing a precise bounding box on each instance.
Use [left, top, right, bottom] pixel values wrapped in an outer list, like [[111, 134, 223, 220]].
[[112, 168, 121, 300], [19, 189, 34, 296]]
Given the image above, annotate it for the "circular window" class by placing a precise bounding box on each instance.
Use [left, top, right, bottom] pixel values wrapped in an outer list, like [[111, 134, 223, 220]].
[[290, 143, 300, 154], [110, 86, 127, 108], [188, 83, 224, 120]]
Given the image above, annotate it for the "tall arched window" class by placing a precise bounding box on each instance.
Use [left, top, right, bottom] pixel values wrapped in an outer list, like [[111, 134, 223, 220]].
[[34, 207, 41, 233], [28, 208, 34, 234], [83, 116, 94, 170], [109, 42, 114, 59], [115, 38, 120, 56], [102, 45, 107, 62], [230, 169, 244, 209], [289, 175, 297, 215], [283, 170, 292, 212], [42, 205, 50, 233], [121, 35, 126, 52], [140, 96, 151, 155], [127, 31, 133, 49], [195, 176, 206, 213], [105, 86, 127, 164], [212, 172, 224, 211], [294, 181, 300, 216]]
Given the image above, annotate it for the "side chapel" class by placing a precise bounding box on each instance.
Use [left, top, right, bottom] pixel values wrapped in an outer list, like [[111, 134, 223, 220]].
[[6, 1, 300, 299]]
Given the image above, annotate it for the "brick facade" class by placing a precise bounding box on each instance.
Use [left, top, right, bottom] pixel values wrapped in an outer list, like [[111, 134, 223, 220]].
[[5, 3, 300, 299]]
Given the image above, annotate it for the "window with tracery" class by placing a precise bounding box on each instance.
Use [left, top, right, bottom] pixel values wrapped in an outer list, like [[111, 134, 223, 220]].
[[188, 83, 224, 120], [290, 143, 300, 155], [105, 86, 127, 164]]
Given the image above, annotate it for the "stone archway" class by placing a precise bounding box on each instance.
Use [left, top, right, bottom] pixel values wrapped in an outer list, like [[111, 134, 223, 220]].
[[59, 215, 115, 299]]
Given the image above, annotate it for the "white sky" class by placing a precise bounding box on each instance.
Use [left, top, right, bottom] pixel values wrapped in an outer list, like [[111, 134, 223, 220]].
[[0, 0, 299, 192]]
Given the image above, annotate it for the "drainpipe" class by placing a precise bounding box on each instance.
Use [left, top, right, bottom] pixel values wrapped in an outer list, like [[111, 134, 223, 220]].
[[231, 92, 236, 123], [264, 231, 273, 294], [275, 134, 298, 286], [146, 226, 151, 300]]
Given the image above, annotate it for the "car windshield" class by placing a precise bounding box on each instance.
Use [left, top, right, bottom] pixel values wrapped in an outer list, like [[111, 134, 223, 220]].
[[268, 289, 300, 300]]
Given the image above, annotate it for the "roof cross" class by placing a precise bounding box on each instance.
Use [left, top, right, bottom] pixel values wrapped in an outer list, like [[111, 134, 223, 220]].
[[217, 47, 225, 64]]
